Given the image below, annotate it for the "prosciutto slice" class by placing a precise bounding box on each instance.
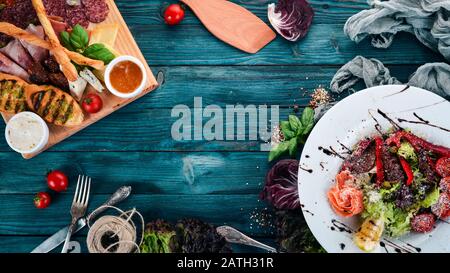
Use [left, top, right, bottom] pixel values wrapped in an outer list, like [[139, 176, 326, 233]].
[[19, 24, 49, 63], [0, 39, 34, 71], [0, 52, 30, 82]]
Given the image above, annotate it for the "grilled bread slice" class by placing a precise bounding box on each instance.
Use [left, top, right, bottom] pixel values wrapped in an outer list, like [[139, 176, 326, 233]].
[[25, 84, 84, 126], [0, 73, 28, 114]]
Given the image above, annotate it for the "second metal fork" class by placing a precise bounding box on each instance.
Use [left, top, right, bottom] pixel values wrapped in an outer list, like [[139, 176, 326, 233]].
[[61, 175, 91, 253]]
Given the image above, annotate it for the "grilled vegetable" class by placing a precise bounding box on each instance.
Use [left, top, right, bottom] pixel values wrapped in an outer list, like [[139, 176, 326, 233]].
[[25, 84, 84, 126], [0, 72, 28, 114], [353, 218, 384, 252]]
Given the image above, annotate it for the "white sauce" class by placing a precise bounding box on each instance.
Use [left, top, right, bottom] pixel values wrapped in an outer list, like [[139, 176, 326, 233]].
[[6, 113, 45, 152]]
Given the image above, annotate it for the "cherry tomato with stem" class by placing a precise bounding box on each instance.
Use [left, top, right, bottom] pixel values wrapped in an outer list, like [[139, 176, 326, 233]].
[[82, 93, 103, 114], [34, 192, 51, 209]]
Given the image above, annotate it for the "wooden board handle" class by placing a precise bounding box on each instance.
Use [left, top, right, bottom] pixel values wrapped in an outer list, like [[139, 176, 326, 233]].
[[181, 0, 276, 53]]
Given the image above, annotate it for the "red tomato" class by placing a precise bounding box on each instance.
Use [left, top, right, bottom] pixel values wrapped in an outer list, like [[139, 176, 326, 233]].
[[164, 4, 185, 25], [47, 170, 69, 192], [82, 93, 103, 114], [436, 157, 450, 178], [34, 192, 51, 209]]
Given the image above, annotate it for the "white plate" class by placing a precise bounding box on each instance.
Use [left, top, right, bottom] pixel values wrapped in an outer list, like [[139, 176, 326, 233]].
[[297, 85, 450, 253]]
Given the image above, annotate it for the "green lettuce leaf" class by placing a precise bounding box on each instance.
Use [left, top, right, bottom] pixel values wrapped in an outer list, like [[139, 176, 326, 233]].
[[398, 142, 418, 164], [420, 187, 440, 208]]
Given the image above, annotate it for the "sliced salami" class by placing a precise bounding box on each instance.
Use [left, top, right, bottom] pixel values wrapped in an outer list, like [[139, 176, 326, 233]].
[[66, 5, 89, 28], [43, 0, 67, 18], [82, 0, 109, 23]]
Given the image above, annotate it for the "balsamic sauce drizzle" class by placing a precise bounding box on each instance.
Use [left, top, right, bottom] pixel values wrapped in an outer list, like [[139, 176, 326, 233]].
[[369, 110, 384, 135], [331, 219, 353, 234], [383, 85, 411, 98], [337, 140, 352, 154], [330, 219, 421, 253], [318, 146, 346, 159], [397, 112, 450, 132], [299, 166, 313, 173], [377, 109, 403, 130]]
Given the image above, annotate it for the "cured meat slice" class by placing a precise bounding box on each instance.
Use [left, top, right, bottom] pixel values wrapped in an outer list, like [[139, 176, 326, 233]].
[[0, 39, 34, 70], [82, 0, 109, 23], [382, 144, 405, 183], [0, 0, 38, 46], [43, 0, 67, 18], [19, 25, 49, 63], [49, 17, 68, 37], [66, 5, 89, 27], [0, 52, 30, 82], [342, 139, 376, 174]]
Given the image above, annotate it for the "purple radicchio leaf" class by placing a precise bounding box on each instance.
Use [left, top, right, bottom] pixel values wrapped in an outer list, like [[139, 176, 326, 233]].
[[260, 159, 300, 210], [267, 0, 314, 42]]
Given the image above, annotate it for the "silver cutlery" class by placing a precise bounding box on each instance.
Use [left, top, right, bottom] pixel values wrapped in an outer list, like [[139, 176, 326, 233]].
[[216, 226, 278, 253], [61, 175, 91, 253], [31, 186, 132, 253]]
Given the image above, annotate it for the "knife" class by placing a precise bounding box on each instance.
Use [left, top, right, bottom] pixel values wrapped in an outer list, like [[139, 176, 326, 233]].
[[31, 186, 132, 253]]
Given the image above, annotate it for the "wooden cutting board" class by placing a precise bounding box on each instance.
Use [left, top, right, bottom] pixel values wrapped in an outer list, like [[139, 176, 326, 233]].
[[1, 0, 158, 159]]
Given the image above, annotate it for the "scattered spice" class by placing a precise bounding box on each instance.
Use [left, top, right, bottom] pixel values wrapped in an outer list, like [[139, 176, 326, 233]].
[[249, 207, 276, 230], [309, 86, 331, 109], [271, 125, 285, 147]]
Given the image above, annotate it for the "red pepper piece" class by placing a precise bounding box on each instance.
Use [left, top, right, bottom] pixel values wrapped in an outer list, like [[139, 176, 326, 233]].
[[386, 131, 450, 157], [399, 157, 414, 186], [374, 136, 385, 186]]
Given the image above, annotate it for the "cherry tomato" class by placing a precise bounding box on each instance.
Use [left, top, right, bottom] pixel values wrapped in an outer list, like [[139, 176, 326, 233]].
[[34, 192, 51, 209], [47, 170, 69, 192], [164, 3, 185, 25], [436, 157, 450, 178], [82, 93, 103, 114]]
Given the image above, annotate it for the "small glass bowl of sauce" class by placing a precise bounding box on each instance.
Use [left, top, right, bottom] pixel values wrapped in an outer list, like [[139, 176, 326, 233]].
[[105, 55, 147, 99], [5, 112, 49, 154]]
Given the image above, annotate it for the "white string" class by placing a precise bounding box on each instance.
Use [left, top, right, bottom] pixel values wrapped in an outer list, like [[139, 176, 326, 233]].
[[86, 205, 144, 253]]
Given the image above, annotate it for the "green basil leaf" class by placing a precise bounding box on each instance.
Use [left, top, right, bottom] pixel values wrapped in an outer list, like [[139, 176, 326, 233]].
[[84, 43, 116, 64], [300, 107, 315, 135], [280, 120, 295, 140], [288, 115, 302, 134], [288, 137, 298, 157], [60, 31, 74, 51], [70, 24, 89, 50], [268, 141, 289, 162]]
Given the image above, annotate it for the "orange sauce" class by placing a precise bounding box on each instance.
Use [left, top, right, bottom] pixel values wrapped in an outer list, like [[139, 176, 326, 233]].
[[110, 61, 143, 93]]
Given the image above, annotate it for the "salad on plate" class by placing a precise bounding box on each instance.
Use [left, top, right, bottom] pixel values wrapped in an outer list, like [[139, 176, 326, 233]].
[[327, 129, 450, 252]]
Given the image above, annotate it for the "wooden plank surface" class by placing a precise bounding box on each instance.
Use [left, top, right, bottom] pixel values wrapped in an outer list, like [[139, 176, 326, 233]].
[[0, 0, 445, 253], [0, 65, 419, 152]]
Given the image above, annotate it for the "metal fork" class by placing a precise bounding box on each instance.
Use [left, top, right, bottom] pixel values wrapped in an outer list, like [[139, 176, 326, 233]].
[[61, 175, 91, 253]]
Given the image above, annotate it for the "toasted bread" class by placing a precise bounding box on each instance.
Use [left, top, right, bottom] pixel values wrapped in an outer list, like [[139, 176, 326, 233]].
[[25, 84, 84, 126]]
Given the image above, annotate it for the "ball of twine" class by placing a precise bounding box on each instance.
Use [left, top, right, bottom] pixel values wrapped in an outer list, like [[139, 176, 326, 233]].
[[86, 205, 144, 253]]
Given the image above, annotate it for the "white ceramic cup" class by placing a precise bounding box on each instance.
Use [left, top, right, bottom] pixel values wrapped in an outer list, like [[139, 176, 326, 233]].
[[104, 55, 147, 99], [5, 112, 49, 154]]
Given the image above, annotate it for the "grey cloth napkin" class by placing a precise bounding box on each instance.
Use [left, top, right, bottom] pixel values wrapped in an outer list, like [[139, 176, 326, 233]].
[[330, 56, 450, 97], [344, 0, 450, 61]]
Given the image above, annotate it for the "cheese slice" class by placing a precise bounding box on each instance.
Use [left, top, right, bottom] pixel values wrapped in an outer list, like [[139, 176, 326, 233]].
[[89, 23, 119, 48], [89, 24, 121, 82]]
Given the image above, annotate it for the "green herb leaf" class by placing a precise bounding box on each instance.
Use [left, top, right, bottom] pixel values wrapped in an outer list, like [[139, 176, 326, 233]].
[[288, 137, 298, 157], [70, 24, 89, 50], [280, 121, 295, 140], [288, 115, 302, 134], [60, 31, 74, 51], [269, 141, 290, 162], [84, 43, 116, 64], [300, 107, 315, 135]]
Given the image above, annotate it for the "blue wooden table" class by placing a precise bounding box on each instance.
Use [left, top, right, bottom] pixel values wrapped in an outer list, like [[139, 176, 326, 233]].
[[0, 0, 443, 253]]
